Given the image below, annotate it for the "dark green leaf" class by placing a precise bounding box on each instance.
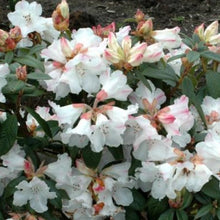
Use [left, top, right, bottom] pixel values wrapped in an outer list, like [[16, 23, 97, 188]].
[[206, 71, 220, 98], [47, 120, 60, 137], [0, 115, 18, 156], [108, 146, 124, 160], [135, 73, 152, 91], [68, 147, 79, 161], [195, 204, 212, 219], [15, 55, 44, 72], [40, 211, 60, 220], [3, 176, 26, 198], [176, 210, 188, 220], [186, 51, 200, 63], [167, 53, 186, 63], [202, 177, 220, 199], [159, 209, 175, 220], [2, 80, 26, 94], [4, 51, 14, 64], [141, 63, 178, 86], [125, 208, 140, 220], [182, 77, 207, 128], [28, 44, 46, 55], [0, 211, 4, 220], [129, 156, 141, 176], [24, 106, 52, 138], [216, 208, 220, 219], [201, 51, 220, 62], [23, 86, 45, 97], [129, 189, 147, 211], [28, 72, 51, 80], [195, 192, 212, 205], [180, 190, 193, 210], [82, 146, 102, 169], [146, 197, 168, 220], [44, 179, 67, 210]]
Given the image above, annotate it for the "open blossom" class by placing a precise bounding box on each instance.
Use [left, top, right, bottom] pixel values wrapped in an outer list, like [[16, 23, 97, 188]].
[[7, 0, 46, 37], [157, 95, 194, 137], [0, 63, 10, 103], [41, 32, 106, 99], [143, 43, 164, 63], [201, 96, 220, 128], [13, 177, 57, 213], [1, 143, 25, 172], [152, 27, 182, 49], [129, 80, 166, 112], [96, 69, 133, 102], [104, 32, 147, 70], [196, 131, 220, 174], [195, 20, 220, 45]]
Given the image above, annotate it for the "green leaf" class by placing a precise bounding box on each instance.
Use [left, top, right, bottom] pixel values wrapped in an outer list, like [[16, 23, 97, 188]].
[[23, 86, 45, 97], [167, 53, 186, 62], [206, 71, 220, 98], [176, 210, 188, 220], [4, 51, 14, 64], [180, 190, 193, 210], [108, 146, 124, 161], [47, 120, 60, 137], [194, 204, 212, 219], [125, 208, 140, 220], [0, 115, 18, 156], [3, 176, 26, 198], [15, 55, 44, 72], [82, 146, 102, 169], [216, 208, 220, 219], [28, 72, 51, 80], [182, 77, 206, 128], [68, 146, 79, 161], [201, 51, 220, 62], [186, 51, 200, 63], [0, 211, 4, 220], [202, 177, 220, 199], [44, 179, 69, 210], [146, 197, 168, 220], [24, 106, 52, 138], [28, 44, 45, 55], [140, 63, 178, 86], [195, 192, 212, 205], [159, 209, 175, 220], [129, 189, 147, 211], [135, 72, 152, 91], [40, 211, 60, 220], [2, 80, 26, 94]]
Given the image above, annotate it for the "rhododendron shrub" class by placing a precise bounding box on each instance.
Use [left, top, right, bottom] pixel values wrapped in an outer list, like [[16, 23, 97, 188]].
[[2, 1, 220, 220]]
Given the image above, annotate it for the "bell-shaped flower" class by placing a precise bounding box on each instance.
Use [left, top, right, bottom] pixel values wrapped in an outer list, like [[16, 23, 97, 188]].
[[7, 0, 47, 37], [13, 177, 56, 213], [49, 101, 86, 127], [96, 69, 133, 102], [152, 27, 182, 49], [1, 143, 25, 172], [104, 32, 147, 70], [0, 63, 10, 103], [157, 95, 194, 137], [143, 43, 164, 63], [129, 80, 166, 112], [195, 21, 220, 45]]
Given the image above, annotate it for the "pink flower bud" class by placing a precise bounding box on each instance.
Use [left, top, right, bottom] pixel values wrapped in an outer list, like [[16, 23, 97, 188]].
[[16, 65, 27, 81], [135, 9, 145, 22]]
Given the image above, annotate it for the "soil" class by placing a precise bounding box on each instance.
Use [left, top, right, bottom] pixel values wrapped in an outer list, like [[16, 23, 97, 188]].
[[1, 0, 220, 36]]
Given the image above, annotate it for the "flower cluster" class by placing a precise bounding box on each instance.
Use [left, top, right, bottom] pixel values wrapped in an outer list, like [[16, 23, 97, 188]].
[[1, 0, 220, 219]]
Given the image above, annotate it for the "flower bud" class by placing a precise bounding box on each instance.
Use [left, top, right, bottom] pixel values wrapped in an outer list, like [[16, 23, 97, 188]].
[[16, 66, 27, 81], [9, 26, 22, 43], [135, 9, 145, 22], [52, 0, 69, 31]]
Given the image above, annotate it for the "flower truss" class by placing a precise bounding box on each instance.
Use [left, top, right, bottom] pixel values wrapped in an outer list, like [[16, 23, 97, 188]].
[[1, 0, 220, 220]]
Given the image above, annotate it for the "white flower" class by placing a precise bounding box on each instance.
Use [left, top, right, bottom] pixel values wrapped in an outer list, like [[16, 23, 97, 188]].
[[0, 63, 10, 103], [97, 69, 132, 102], [1, 143, 25, 172], [7, 0, 46, 37], [143, 43, 164, 63], [13, 177, 56, 213]]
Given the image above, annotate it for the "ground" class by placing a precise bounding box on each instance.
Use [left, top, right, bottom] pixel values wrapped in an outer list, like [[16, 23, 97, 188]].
[[1, 0, 220, 35]]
